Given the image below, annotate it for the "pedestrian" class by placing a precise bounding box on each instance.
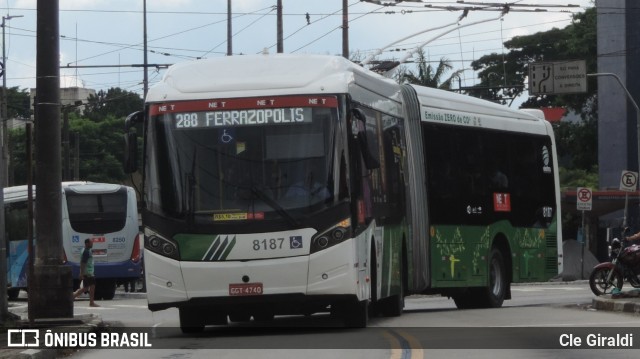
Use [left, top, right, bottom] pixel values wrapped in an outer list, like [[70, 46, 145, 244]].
[[123, 277, 136, 293], [73, 238, 100, 307]]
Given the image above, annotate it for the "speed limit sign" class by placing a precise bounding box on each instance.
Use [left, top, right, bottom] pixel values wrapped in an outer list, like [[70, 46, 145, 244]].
[[576, 187, 592, 211]]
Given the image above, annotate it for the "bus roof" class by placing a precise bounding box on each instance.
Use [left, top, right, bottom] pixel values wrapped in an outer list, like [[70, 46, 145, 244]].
[[2, 182, 127, 203], [146, 54, 399, 103], [409, 84, 549, 135], [63, 182, 123, 194], [147, 54, 548, 135]]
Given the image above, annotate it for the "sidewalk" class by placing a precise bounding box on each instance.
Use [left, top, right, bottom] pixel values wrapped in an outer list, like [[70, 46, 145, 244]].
[[1, 289, 144, 359], [0, 310, 103, 359]]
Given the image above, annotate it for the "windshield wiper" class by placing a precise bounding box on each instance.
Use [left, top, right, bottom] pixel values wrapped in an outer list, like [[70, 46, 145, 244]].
[[250, 186, 299, 227]]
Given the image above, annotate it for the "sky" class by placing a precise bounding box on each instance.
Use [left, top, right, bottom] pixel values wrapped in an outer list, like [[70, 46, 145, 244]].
[[2, 0, 594, 107]]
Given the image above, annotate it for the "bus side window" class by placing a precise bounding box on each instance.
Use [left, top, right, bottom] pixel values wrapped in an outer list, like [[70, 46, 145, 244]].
[[6, 203, 29, 243]]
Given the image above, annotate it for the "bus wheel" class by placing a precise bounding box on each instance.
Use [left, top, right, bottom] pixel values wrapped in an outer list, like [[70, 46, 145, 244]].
[[95, 279, 116, 300], [343, 299, 369, 328], [7, 288, 20, 300], [103, 280, 117, 300], [179, 307, 205, 334], [481, 248, 506, 308]]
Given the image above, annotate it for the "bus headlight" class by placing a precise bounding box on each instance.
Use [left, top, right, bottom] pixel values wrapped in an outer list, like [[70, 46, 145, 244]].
[[311, 218, 351, 254], [145, 235, 180, 260]]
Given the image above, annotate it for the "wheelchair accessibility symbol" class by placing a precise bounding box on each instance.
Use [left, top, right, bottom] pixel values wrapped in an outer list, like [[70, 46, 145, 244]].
[[290, 236, 303, 249], [221, 129, 233, 144]]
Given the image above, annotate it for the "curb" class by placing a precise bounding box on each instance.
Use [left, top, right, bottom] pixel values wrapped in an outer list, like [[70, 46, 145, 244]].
[[592, 295, 640, 315]]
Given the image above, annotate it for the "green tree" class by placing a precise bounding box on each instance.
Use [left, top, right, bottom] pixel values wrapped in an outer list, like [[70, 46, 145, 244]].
[[70, 115, 126, 183], [467, 7, 597, 180], [84, 87, 143, 122], [9, 87, 140, 185], [466, 7, 597, 112], [552, 116, 598, 171], [9, 114, 127, 185], [397, 49, 463, 90], [6, 87, 31, 119]]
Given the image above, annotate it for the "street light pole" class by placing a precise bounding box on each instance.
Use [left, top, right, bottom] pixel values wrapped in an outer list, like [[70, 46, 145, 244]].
[[588, 73, 640, 227], [1, 14, 23, 187]]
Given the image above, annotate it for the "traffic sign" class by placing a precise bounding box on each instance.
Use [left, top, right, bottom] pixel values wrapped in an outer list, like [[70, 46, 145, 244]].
[[576, 187, 592, 211], [619, 170, 638, 192], [529, 60, 587, 95]]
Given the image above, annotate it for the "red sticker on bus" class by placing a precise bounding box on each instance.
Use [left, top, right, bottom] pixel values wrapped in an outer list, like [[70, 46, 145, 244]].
[[493, 193, 511, 212], [247, 212, 265, 220]]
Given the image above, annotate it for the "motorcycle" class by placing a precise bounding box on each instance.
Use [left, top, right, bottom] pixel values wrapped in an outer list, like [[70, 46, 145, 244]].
[[589, 233, 640, 296]]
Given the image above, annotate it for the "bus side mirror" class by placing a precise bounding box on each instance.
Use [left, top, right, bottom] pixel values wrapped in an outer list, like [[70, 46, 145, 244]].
[[124, 132, 138, 173], [124, 111, 144, 174], [350, 109, 380, 170]]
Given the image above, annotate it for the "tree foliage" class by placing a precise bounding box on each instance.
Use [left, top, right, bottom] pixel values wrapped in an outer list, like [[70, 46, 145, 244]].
[[466, 7, 597, 113], [466, 7, 597, 180], [9, 87, 142, 185], [552, 115, 598, 171], [84, 87, 143, 122], [7, 87, 31, 119], [397, 49, 463, 89]]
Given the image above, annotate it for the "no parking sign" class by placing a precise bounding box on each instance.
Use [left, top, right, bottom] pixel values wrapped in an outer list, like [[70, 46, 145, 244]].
[[576, 187, 592, 211], [620, 170, 638, 192]]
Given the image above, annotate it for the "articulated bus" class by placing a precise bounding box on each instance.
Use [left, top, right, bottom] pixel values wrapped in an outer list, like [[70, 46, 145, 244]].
[[4, 182, 141, 300], [124, 54, 562, 331]]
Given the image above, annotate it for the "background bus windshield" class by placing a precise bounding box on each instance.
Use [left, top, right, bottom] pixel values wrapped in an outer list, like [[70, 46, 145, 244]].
[[66, 190, 128, 233]]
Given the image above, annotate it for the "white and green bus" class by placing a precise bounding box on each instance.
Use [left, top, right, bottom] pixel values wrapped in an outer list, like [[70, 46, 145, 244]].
[[124, 54, 562, 332]]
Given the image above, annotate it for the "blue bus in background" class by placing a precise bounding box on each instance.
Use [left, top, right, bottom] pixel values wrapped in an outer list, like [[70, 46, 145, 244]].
[[4, 182, 142, 300]]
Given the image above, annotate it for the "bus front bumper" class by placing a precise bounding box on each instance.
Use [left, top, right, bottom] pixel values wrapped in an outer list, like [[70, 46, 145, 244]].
[[145, 239, 359, 312]]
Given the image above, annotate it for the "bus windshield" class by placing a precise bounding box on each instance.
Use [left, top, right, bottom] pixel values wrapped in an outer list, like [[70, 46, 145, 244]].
[[150, 97, 339, 221], [65, 189, 128, 233]]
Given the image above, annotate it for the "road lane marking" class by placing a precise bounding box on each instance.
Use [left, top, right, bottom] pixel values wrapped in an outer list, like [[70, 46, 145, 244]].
[[382, 330, 403, 359], [383, 329, 424, 359]]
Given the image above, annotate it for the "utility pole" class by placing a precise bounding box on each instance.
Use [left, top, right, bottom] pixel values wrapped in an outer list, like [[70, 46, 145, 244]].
[[276, 0, 283, 53], [227, 0, 232, 56], [342, 0, 349, 59], [33, 0, 73, 319], [143, 0, 149, 98]]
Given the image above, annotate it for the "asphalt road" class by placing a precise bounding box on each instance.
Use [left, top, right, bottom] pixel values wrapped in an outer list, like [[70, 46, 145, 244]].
[[59, 281, 640, 359]]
